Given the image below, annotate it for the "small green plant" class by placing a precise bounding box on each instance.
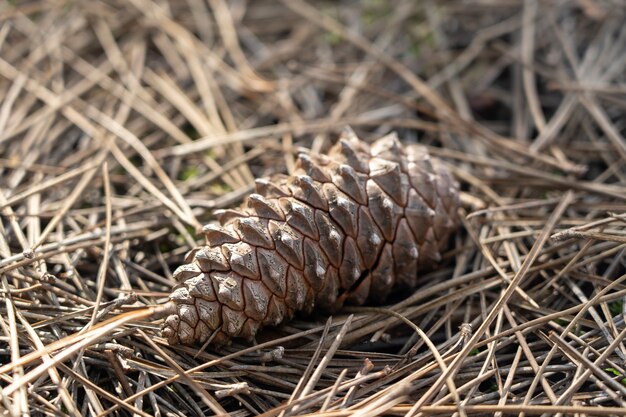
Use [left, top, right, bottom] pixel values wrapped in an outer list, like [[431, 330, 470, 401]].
[[553, 318, 569, 327], [469, 348, 481, 356], [604, 368, 626, 387], [179, 166, 199, 181]]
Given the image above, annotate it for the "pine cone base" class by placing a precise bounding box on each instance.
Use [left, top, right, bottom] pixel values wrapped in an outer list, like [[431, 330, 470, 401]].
[[162, 129, 460, 346]]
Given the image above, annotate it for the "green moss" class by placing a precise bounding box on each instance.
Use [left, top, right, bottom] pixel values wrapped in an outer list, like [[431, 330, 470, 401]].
[[609, 300, 624, 316], [553, 318, 569, 327], [410, 30, 436, 57], [362, 0, 391, 25], [179, 166, 199, 181], [325, 31, 343, 45], [210, 182, 232, 194]]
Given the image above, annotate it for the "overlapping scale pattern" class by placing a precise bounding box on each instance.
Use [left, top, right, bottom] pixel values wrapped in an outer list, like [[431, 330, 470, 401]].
[[162, 129, 460, 345]]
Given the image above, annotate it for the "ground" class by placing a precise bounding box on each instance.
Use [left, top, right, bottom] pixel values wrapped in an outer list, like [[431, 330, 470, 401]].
[[0, 0, 626, 416]]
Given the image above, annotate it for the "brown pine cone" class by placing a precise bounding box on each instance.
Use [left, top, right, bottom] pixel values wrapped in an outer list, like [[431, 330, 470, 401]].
[[161, 129, 460, 346]]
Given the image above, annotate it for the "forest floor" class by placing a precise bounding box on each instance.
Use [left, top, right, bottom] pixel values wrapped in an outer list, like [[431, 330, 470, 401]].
[[1, 0, 625, 416]]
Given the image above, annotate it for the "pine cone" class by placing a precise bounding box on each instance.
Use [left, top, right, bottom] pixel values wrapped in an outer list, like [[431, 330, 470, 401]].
[[162, 129, 460, 345]]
